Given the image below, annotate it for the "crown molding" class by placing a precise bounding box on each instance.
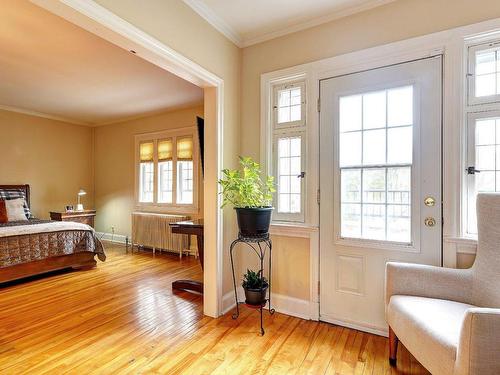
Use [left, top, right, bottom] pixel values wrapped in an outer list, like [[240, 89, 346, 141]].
[[241, 0, 397, 47], [183, 0, 243, 47], [0, 104, 90, 126], [184, 0, 397, 48]]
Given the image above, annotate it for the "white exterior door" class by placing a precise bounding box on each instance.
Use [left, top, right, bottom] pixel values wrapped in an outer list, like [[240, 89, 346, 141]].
[[319, 56, 442, 335]]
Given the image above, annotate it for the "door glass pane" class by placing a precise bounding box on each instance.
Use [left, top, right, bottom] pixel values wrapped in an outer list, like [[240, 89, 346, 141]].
[[362, 129, 385, 165], [338, 84, 414, 243], [341, 203, 361, 238], [387, 126, 412, 164], [339, 95, 362, 132], [339, 131, 362, 167], [362, 204, 385, 240], [388, 86, 413, 127], [363, 169, 386, 204], [341, 169, 361, 202], [387, 167, 411, 204], [387, 204, 411, 242], [363, 91, 386, 129]]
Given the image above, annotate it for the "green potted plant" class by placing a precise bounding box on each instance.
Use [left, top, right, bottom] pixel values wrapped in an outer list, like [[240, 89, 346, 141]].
[[219, 156, 275, 237], [242, 269, 268, 306]]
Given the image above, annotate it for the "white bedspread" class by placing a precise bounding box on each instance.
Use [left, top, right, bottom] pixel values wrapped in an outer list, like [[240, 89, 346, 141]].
[[0, 221, 93, 238]]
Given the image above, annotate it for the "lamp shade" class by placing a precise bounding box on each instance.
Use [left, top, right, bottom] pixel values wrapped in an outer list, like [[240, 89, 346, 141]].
[[78, 189, 87, 196]]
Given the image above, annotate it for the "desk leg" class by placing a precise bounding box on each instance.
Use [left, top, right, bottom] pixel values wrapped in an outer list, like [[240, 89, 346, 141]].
[[172, 234, 204, 294]]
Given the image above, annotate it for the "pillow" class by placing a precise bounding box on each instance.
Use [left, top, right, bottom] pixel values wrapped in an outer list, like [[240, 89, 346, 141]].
[[0, 200, 7, 224], [5, 198, 28, 221], [0, 189, 32, 219]]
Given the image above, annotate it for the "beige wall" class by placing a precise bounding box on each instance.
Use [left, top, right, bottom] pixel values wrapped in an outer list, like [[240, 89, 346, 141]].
[[0, 109, 93, 219], [239, 0, 500, 301], [94, 106, 204, 237], [94, 0, 241, 296]]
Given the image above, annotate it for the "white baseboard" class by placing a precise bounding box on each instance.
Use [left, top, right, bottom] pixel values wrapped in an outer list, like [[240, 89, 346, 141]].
[[96, 232, 128, 245], [222, 286, 312, 320]]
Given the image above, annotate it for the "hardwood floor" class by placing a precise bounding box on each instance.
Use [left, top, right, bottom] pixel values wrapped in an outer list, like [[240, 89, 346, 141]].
[[0, 243, 429, 374]]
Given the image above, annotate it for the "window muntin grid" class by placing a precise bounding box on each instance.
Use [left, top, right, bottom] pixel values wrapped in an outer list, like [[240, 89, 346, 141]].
[[277, 136, 302, 214], [139, 162, 154, 203], [468, 116, 500, 234], [158, 161, 173, 203], [339, 85, 414, 243], [474, 48, 500, 98], [177, 161, 193, 204], [277, 87, 302, 124]]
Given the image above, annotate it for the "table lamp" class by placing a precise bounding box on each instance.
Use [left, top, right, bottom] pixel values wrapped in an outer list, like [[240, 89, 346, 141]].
[[77, 189, 86, 211]]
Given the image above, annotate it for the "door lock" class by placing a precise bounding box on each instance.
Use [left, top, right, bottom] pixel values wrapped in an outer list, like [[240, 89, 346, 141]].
[[424, 217, 436, 227], [424, 196, 436, 207]]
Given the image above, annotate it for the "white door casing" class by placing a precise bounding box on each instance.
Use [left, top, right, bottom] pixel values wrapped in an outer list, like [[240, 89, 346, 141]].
[[319, 56, 443, 336]]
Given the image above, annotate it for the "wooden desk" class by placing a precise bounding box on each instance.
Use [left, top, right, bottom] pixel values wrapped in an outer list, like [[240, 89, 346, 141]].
[[50, 210, 96, 228], [169, 220, 203, 294]]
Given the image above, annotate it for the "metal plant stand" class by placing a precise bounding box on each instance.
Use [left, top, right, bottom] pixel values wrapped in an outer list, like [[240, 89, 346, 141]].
[[230, 234, 275, 335]]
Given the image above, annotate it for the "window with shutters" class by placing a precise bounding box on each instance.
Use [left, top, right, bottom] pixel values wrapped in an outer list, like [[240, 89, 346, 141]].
[[135, 127, 199, 211]]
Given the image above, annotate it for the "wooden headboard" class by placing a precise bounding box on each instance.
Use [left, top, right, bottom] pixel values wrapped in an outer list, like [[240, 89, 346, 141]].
[[0, 184, 30, 208]]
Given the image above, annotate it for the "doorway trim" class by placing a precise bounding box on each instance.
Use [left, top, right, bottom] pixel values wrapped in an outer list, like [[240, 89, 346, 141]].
[[32, 0, 225, 317], [260, 17, 500, 324]]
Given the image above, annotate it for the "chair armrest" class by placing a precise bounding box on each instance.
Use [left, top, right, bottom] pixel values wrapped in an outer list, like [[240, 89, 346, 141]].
[[385, 262, 472, 306], [455, 308, 500, 375]]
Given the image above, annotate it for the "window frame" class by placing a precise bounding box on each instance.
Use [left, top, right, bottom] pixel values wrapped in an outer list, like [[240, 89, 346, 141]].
[[270, 79, 307, 223], [467, 41, 500, 106], [273, 129, 306, 222], [272, 81, 306, 129], [332, 82, 419, 250], [465, 110, 500, 235], [464, 38, 500, 236], [134, 126, 199, 214]]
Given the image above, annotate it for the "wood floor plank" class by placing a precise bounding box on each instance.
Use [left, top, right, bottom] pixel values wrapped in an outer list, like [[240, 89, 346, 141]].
[[0, 243, 430, 374]]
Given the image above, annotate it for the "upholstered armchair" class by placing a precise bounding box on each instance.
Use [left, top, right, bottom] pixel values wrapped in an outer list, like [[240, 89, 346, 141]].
[[385, 193, 500, 375]]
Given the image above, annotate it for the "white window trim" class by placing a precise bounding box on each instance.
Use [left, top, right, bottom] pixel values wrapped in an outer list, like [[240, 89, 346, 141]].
[[272, 80, 306, 128], [467, 41, 500, 107], [462, 35, 500, 237], [134, 126, 200, 214], [272, 129, 306, 222], [262, 73, 315, 225]]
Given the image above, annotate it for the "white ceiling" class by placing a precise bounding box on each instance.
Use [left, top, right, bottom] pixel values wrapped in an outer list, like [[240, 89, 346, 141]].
[[0, 0, 203, 126], [184, 0, 396, 47]]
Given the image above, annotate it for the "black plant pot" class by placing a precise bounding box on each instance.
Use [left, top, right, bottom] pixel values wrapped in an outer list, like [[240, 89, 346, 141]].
[[235, 207, 273, 237], [244, 284, 269, 306]]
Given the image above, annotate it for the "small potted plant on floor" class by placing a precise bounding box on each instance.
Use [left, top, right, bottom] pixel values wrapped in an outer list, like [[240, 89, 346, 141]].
[[219, 156, 275, 237], [242, 269, 268, 306]]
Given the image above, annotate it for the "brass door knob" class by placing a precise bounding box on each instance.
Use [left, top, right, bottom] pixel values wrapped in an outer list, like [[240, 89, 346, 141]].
[[424, 196, 436, 207], [424, 217, 436, 227]]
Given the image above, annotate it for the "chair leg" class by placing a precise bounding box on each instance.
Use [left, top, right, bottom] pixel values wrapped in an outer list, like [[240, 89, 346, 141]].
[[389, 326, 399, 366]]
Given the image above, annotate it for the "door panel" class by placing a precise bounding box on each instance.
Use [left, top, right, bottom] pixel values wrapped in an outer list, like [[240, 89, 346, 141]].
[[319, 57, 442, 335]]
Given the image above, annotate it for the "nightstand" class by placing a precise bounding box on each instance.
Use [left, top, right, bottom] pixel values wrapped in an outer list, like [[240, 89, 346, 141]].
[[50, 210, 96, 228]]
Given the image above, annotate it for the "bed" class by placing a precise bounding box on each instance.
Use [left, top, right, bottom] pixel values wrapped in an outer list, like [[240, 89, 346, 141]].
[[0, 184, 105, 284]]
